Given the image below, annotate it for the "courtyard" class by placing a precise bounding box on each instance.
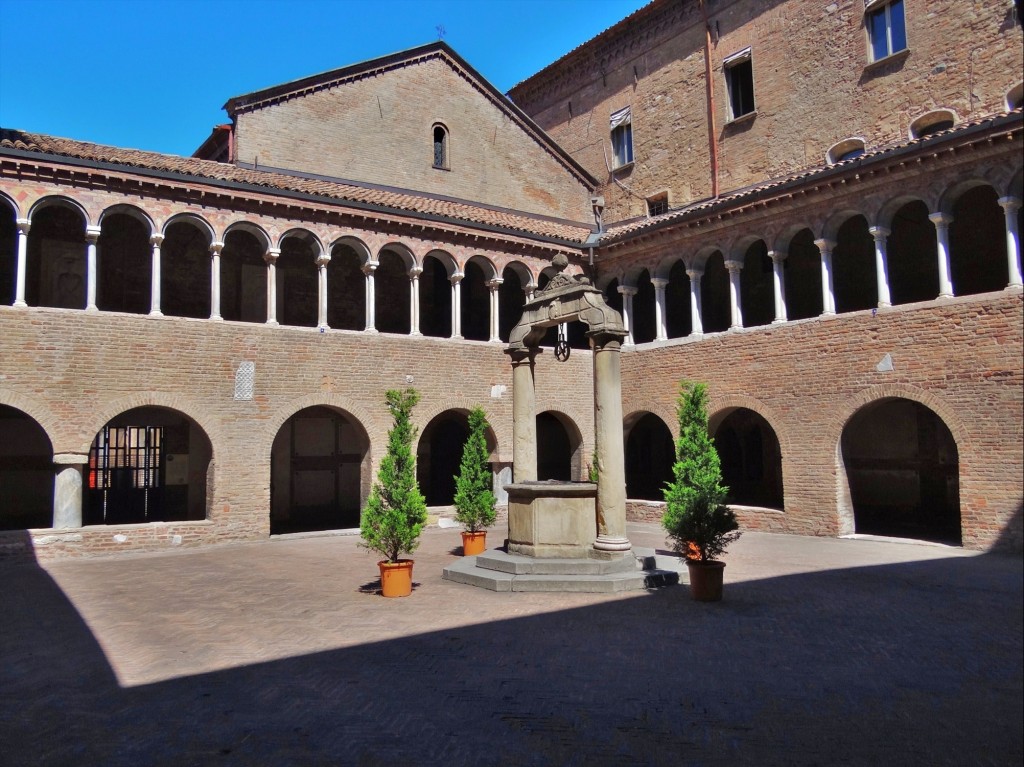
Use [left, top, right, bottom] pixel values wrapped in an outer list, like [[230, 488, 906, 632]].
[[1, 521, 1021, 766]]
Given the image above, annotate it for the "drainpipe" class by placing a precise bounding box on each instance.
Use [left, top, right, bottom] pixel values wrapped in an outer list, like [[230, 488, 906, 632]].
[[700, 0, 720, 199]]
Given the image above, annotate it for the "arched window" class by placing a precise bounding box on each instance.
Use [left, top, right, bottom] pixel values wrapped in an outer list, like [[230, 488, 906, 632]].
[[826, 137, 866, 165], [432, 124, 449, 170], [910, 109, 956, 139], [1007, 82, 1023, 111]]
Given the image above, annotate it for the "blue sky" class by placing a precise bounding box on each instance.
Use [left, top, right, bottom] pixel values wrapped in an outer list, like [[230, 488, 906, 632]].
[[0, 0, 648, 157]]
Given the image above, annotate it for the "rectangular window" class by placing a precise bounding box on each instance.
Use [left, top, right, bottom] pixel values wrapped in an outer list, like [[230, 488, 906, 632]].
[[724, 49, 755, 120], [610, 106, 633, 169], [868, 0, 907, 62], [647, 193, 668, 217]]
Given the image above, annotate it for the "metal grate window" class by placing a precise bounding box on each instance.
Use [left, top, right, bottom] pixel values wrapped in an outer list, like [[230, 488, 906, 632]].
[[89, 427, 162, 488]]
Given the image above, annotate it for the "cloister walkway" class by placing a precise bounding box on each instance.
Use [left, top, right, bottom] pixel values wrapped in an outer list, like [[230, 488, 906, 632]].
[[2, 522, 1021, 766]]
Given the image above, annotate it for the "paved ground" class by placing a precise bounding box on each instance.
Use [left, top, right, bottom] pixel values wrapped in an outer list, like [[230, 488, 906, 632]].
[[1, 522, 1021, 767]]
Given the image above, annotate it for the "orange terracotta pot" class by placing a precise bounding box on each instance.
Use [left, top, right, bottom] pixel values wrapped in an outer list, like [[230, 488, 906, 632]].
[[686, 560, 726, 602], [378, 559, 414, 598], [461, 530, 487, 556]]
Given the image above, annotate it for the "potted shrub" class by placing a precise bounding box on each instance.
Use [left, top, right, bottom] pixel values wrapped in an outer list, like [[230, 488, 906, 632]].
[[360, 388, 428, 597], [662, 381, 741, 602], [453, 406, 497, 556]]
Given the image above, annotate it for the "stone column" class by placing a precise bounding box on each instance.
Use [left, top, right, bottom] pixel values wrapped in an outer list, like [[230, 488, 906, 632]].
[[209, 240, 224, 320], [507, 348, 539, 482], [487, 278, 503, 342], [409, 266, 422, 335], [998, 196, 1023, 289], [724, 259, 744, 329], [814, 238, 836, 315], [450, 272, 464, 339], [53, 454, 87, 529], [686, 267, 704, 336], [14, 218, 30, 307], [868, 226, 892, 308], [928, 212, 955, 298], [316, 251, 330, 329], [525, 284, 536, 302], [363, 260, 378, 332], [651, 277, 668, 341], [617, 285, 637, 346], [85, 225, 101, 311], [149, 233, 164, 316], [265, 248, 280, 325], [769, 249, 788, 323], [591, 331, 631, 553]]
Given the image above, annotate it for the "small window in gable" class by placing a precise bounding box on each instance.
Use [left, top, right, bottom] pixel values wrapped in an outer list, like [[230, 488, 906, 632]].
[[610, 106, 633, 169], [826, 137, 866, 165], [867, 0, 907, 62], [647, 193, 669, 217], [724, 48, 755, 120], [432, 124, 449, 169], [1007, 82, 1023, 111], [910, 109, 956, 139]]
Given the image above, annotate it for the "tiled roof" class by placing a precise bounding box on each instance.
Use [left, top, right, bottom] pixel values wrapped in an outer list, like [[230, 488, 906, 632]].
[[602, 109, 1024, 243], [0, 129, 595, 244]]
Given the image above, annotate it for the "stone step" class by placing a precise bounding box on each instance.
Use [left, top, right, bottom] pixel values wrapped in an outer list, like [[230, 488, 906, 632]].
[[474, 549, 638, 576], [441, 556, 680, 592]]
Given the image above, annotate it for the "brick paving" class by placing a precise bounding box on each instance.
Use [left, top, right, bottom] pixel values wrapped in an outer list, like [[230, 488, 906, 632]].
[[1, 522, 1021, 766]]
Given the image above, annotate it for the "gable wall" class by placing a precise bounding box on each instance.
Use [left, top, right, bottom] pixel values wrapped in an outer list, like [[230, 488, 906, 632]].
[[234, 57, 594, 223], [512, 0, 1024, 224]]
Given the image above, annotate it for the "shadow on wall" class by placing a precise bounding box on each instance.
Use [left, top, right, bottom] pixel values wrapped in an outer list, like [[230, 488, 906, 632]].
[[1, 538, 1021, 765]]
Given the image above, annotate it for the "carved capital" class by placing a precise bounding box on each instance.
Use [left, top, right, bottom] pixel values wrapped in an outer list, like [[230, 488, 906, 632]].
[[15, 218, 31, 235], [209, 240, 225, 256], [149, 233, 164, 247], [264, 247, 281, 264]]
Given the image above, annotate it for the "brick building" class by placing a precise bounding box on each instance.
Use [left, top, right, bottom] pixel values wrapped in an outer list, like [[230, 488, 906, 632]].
[[1, 0, 1021, 558]]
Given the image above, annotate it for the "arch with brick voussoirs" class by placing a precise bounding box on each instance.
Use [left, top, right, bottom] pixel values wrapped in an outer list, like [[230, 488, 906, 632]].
[[532, 406, 586, 482], [622, 408, 675, 502], [414, 402, 502, 507], [831, 384, 969, 544], [0, 388, 58, 531]]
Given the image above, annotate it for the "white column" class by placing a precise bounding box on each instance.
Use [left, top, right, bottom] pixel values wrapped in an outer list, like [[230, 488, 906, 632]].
[[209, 241, 224, 320], [265, 248, 280, 325], [53, 455, 86, 529], [651, 277, 668, 341], [409, 266, 422, 336], [13, 218, 30, 307], [316, 251, 330, 329], [487, 278, 503, 342], [363, 260, 378, 332], [814, 238, 836, 315], [525, 283, 536, 302], [998, 196, 1023, 289], [85, 225, 101, 311], [868, 226, 892, 308], [617, 285, 637, 346], [686, 268, 704, 336], [149, 233, 164, 316], [928, 212, 955, 298], [724, 259, 743, 329], [769, 249, 788, 323], [450, 272, 463, 339]]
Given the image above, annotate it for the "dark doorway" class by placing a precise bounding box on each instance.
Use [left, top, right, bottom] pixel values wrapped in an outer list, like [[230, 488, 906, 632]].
[[842, 398, 960, 544], [98, 212, 151, 314], [417, 412, 470, 506], [712, 408, 784, 509], [0, 406, 53, 530], [625, 413, 674, 501], [270, 406, 368, 534], [537, 411, 574, 481]]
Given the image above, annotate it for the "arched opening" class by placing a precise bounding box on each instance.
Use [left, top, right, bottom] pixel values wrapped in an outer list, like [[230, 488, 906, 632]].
[[84, 406, 212, 525], [417, 411, 470, 506], [277, 234, 318, 328], [631, 269, 656, 344], [785, 229, 823, 320], [221, 229, 267, 323], [461, 259, 490, 341], [499, 264, 529, 342], [711, 408, 783, 510], [420, 254, 452, 338], [97, 212, 150, 314], [832, 215, 876, 313], [0, 207, 15, 305], [887, 200, 938, 304], [432, 124, 449, 169], [327, 243, 365, 331], [26, 203, 86, 309], [537, 411, 581, 481], [700, 251, 730, 333], [740, 240, 773, 327], [665, 260, 691, 338], [162, 220, 211, 319], [270, 406, 369, 535], [624, 412, 674, 501], [375, 249, 411, 334], [950, 185, 1007, 296], [841, 398, 960, 544], [0, 406, 54, 530]]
